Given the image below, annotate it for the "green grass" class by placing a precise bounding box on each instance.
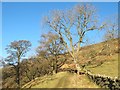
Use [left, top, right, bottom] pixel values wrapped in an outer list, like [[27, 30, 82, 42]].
[[22, 72, 99, 88], [2, 38, 119, 88], [87, 54, 118, 77], [22, 53, 119, 88]]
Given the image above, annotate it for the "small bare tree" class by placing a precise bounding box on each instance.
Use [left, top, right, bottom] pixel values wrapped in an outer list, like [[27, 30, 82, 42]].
[[101, 15, 118, 56], [43, 4, 104, 73], [103, 15, 118, 41], [5, 40, 31, 88], [0, 57, 5, 67]]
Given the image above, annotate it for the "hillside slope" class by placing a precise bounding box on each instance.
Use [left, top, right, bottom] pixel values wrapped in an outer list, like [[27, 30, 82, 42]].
[[62, 38, 119, 77], [3, 38, 119, 88], [86, 54, 118, 77]]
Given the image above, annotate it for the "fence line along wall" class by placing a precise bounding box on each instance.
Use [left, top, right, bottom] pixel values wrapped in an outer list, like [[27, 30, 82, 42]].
[[86, 71, 120, 89]]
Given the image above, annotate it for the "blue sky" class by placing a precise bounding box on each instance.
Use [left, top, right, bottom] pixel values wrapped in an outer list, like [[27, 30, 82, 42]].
[[1, 2, 118, 58]]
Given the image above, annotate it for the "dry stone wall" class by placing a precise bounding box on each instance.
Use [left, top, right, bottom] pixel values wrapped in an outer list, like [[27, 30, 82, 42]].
[[86, 71, 120, 89]]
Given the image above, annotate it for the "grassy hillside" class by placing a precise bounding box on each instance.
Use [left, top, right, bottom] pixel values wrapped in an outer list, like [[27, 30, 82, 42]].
[[85, 39, 119, 77], [86, 54, 118, 77], [63, 38, 119, 77], [23, 55, 118, 88], [22, 72, 100, 88], [3, 38, 119, 88]]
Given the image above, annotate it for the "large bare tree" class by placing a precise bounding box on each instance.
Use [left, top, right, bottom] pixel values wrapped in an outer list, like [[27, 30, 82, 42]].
[[5, 40, 31, 88], [37, 32, 67, 74], [43, 4, 104, 73]]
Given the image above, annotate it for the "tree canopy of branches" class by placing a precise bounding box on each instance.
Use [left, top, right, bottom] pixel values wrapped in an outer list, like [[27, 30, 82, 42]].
[[20, 56, 52, 83], [37, 32, 67, 74], [0, 57, 5, 67], [103, 15, 118, 41], [101, 15, 118, 56], [5, 40, 31, 88], [43, 4, 104, 73]]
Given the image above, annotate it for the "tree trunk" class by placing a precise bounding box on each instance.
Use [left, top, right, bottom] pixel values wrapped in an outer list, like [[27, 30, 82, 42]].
[[53, 64, 57, 74], [17, 57, 21, 89], [52, 59, 58, 74], [73, 58, 81, 75], [16, 62, 20, 88], [76, 64, 81, 75]]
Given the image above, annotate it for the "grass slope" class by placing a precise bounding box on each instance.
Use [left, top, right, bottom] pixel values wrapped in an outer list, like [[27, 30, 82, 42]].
[[22, 38, 119, 88], [23, 72, 99, 88], [86, 54, 118, 77]]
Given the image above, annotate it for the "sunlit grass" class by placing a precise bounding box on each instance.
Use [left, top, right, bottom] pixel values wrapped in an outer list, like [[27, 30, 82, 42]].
[[23, 72, 99, 88], [22, 39, 119, 88], [87, 54, 118, 77]]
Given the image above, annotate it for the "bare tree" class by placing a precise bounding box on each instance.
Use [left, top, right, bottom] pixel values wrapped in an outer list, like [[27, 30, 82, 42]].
[[43, 4, 104, 74], [37, 32, 67, 74], [101, 15, 118, 56], [5, 40, 31, 88], [103, 15, 118, 41], [0, 57, 5, 67]]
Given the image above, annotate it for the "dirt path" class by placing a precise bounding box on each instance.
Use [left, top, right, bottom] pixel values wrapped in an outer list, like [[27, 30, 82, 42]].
[[55, 72, 72, 88], [24, 72, 99, 88], [55, 72, 99, 88]]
